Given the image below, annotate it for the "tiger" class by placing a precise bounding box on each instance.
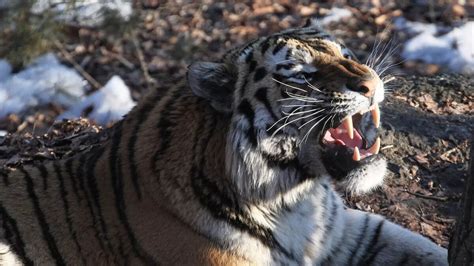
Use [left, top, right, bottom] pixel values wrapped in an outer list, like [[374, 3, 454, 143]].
[[0, 22, 448, 265]]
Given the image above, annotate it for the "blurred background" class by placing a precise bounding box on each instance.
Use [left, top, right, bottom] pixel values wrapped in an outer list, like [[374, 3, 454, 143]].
[[0, 0, 473, 248], [0, 0, 472, 132]]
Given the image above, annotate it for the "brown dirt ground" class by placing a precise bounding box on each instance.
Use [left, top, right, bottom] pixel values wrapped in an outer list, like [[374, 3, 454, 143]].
[[1, 1, 473, 248]]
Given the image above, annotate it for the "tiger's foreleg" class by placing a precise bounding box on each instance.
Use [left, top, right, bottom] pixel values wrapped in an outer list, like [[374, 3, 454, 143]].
[[328, 209, 447, 266]]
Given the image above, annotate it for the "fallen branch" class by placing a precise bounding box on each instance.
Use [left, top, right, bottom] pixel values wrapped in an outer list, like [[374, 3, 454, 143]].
[[131, 34, 156, 88], [54, 40, 102, 90], [100, 47, 135, 70], [403, 190, 450, 202]]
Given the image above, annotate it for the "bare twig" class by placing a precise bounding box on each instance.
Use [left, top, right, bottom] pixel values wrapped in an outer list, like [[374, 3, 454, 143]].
[[403, 190, 450, 202], [131, 34, 156, 87], [54, 40, 102, 90], [100, 47, 135, 70], [381, 144, 394, 151]]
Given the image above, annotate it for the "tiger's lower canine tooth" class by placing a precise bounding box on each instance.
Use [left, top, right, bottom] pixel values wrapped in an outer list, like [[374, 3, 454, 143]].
[[352, 146, 361, 161], [368, 137, 381, 154], [343, 116, 354, 139], [371, 103, 380, 128]]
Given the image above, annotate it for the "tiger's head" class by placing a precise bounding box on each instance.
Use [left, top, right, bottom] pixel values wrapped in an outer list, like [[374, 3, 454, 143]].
[[187, 23, 387, 202]]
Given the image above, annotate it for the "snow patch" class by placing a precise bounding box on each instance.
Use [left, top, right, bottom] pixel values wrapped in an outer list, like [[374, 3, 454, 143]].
[[396, 18, 474, 75], [0, 54, 86, 118], [59, 76, 135, 125], [0, 60, 12, 81], [0, 54, 135, 125], [320, 7, 352, 25], [31, 0, 132, 27]]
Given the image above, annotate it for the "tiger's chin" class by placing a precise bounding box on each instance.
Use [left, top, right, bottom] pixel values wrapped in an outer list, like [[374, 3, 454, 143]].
[[319, 103, 386, 195], [322, 150, 387, 195]]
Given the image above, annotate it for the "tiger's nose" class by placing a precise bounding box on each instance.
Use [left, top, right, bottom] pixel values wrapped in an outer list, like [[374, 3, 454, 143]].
[[347, 78, 377, 98]]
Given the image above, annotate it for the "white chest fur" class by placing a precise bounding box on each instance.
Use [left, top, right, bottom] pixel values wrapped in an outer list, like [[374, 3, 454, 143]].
[[210, 179, 346, 265]]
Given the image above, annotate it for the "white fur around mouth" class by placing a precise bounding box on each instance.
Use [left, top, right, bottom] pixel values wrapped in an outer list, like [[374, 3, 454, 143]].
[[323, 103, 380, 161]]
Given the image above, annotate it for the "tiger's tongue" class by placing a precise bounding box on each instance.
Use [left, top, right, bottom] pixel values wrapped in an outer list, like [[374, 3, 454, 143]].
[[324, 127, 362, 148], [323, 119, 381, 161], [323, 105, 382, 161]]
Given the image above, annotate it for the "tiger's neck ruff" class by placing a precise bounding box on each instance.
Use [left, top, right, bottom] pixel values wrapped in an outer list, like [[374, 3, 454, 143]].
[[138, 24, 389, 263]]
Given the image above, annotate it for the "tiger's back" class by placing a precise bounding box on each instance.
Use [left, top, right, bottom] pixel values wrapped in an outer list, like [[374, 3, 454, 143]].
[[0, 86, 251, 265]]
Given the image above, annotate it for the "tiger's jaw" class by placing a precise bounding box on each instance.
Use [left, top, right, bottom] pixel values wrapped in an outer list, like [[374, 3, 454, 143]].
[[323, 104, 381, 161], [320, 102, 386, 194]]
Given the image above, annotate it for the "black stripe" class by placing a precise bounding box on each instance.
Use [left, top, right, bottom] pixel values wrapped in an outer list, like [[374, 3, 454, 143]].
[[260, 40, 270, 54], [364, 243, 387, 265], [75, 155, 87, 199], [254, 87, 279, 121], [356, 220, 385, 266], [348, 214, 370, 265], [151, 89, 182, 173], [0, 203, 33, 265], [263, 153, 299, 170], [53, 162, 86, 264], [276, 63, 295, 71], [245, 49, 254, 63], [85, 146, 118, 259], [65, 158, 81, 202], [35, 164, 48, 191], [285, 48, 292, 60], [322, 230, 345, 265], [315, 186, 329, 243], [239, 78, 249, 97], [272, 41, 285, 55], [237, 99, 257, 147], [254, 67, 267, 82], [19, 166, 66, 265], [76, 153, 107, 251], [0, 171, 9, 186], [109, 122, 158, 265], [127, 95, 160, 200], [240, 39, 259, 55], [248, 60, 257, 73], [320, 190, 338, 243], [273, 73, 286, 83], [152, 90, 191, 197], [397, 252, 410, 266]]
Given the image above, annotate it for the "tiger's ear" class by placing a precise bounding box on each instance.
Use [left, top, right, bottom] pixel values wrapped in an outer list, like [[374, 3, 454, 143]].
[[187, 62, 236, 113]]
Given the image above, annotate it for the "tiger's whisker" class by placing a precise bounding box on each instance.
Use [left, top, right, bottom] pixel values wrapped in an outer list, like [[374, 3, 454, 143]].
[[267, 105, 310, 131], [301, 114, 331, 143], [267, 109, 302, 132], [271, 110, 323, 137], [285, 92, 324, 103], [303, 76, 322, 92], [272, 78, 307, 93], [382, 76, 396, 84], [274, 58, 297, 65], [282, 108, 323, 116], [282, 104, 320, 108], [298, 113, 325, 129]]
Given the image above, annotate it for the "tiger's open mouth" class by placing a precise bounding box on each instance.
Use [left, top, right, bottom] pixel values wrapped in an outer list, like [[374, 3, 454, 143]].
[[320, 104, 382, 179]]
